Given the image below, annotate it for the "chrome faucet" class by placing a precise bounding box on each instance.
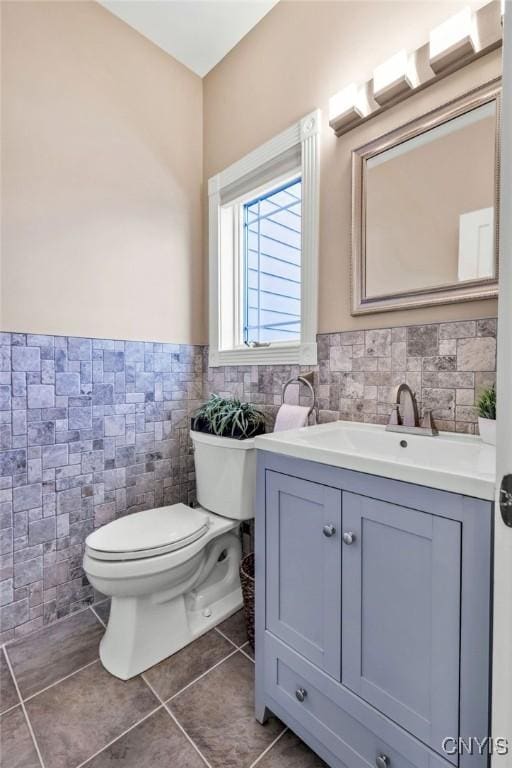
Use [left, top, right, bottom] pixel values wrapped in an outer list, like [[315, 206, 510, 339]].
[[385, 383, 438, 436]]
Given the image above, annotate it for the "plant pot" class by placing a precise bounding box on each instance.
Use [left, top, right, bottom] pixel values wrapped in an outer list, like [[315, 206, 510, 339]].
[[478, 417, 496, 446]]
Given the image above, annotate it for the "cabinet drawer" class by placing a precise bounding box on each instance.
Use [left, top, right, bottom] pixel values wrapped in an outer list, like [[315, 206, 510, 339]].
[[264, 633, 455, 768]]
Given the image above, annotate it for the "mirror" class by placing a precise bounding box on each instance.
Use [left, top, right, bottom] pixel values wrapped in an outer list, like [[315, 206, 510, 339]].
[[352, 80, 500, 314]]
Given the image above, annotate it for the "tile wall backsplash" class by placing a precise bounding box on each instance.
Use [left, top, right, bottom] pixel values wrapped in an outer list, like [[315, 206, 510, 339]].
[[0, 318, 497, 639], [0, 333, 203, 642], [205, 319, 497, 433]]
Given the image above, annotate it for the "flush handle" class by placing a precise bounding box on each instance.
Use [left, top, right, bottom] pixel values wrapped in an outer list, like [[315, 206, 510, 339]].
[[376, 755, 390, 768], [323, 524, 336, 538], [295, 687, 307, 702], [343, 531, 355, 545]]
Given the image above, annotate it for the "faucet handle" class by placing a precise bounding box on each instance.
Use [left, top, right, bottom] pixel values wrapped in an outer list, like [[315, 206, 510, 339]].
[[388, 404, 401, 426], [420, 408, 438, 434]]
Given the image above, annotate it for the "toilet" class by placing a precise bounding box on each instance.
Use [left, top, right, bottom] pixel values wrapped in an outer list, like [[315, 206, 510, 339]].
[[83, 429, 255, 680]]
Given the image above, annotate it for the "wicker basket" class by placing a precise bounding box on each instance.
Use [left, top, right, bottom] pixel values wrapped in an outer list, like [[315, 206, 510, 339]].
[[240, 553, 255, 649]]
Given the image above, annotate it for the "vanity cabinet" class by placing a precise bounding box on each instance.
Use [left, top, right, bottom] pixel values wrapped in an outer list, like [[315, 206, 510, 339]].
[[255, 451, 493, 768]]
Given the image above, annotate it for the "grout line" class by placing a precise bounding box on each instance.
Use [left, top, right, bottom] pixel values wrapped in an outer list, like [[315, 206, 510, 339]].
[[0, 647, 20, 716], [166, 647, 240, 703], [0, 601, 105, 650], [0, 702, 22, 716], [164, 706, 213, 768], [23, 659, 100, 703], [141, 673, 213, 768], [249, 727, 289, 768], [89, 603, 107, 629], [3, 647, 46, 768], [213, 627, 254, 664], [73, 704, 164, 768], [213, 625, 242, 650], [164, 705, 213, 768], [239, 644, 255, 664]]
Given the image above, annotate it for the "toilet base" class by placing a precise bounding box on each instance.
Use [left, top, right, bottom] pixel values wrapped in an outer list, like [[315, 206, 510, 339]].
[[99, 587, 243, 681], [98, 531, 244, 680]]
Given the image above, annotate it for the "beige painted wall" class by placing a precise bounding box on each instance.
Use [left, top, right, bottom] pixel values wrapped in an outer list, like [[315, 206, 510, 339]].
[[1, 1, 204, 344], [0, 1, 502, 343], [203, 0, 500, 333]]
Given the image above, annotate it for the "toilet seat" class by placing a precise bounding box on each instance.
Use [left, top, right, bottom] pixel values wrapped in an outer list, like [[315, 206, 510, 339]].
[[85, 503, 210, 561]]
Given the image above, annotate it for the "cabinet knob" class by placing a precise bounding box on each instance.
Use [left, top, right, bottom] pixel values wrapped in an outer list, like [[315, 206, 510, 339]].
[[376, 754, 390, 768], [295, 687, 307, 702], [322, 524, 336, 538], [343, 531, 355, 545]]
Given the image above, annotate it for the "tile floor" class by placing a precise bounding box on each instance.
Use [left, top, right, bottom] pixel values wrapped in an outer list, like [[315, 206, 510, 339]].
[[0, 604, 326, 768]]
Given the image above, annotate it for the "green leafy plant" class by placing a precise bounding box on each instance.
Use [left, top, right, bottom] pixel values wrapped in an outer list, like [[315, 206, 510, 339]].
[[477, 385, 496, 420], [192, 394, 266, 440]]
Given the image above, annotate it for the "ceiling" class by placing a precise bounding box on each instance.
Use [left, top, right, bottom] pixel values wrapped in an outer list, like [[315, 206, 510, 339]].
[[99, 0, 279, 77]]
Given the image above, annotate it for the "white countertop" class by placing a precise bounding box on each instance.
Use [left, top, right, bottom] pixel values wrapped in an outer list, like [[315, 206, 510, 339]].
[[254, 420, 496, 501]]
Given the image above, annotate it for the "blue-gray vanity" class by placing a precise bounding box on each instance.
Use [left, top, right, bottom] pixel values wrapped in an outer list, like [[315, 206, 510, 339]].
[[254, 423, 494, 768]]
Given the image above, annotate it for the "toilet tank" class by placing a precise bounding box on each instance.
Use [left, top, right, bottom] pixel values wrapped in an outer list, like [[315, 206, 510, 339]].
[[190, 430, 256, 520]]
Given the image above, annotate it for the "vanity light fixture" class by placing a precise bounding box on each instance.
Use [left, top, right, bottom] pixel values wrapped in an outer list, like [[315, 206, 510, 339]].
[[328, 0, 502, 138], [372, 50, 417, 105], [429, 6, 479, 73], [329, 83, 371, 136]]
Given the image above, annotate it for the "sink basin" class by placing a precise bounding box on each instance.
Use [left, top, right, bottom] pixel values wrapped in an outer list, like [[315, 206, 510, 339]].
[[254, 420, 496, 500]]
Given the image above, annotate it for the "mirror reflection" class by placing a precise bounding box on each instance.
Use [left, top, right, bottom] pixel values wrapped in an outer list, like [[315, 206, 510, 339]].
[[352, 82, 500, 314], [365, 102, 496, 298]]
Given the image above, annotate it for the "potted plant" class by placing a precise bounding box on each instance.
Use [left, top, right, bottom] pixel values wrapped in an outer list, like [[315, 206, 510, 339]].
[[477, 385, 496, 446], [191, 394, 266, 440]]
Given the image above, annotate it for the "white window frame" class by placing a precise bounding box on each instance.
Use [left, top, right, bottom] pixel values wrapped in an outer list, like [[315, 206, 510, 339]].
[[208, 110, 321, 367]]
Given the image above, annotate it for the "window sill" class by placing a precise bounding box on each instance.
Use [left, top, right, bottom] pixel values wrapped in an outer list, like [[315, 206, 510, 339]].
[[208, 342, 317, 368]]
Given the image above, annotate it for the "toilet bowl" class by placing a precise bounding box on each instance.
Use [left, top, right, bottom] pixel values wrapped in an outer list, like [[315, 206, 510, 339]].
[[83, 430, 255, 680]]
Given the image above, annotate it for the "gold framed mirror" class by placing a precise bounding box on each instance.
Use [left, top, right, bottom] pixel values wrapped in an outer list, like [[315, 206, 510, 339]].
[[351, 79, 501, 315]]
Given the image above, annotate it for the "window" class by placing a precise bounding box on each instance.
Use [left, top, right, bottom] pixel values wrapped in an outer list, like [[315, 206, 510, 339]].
[[209, 111, 320, 366], [244, 177, 302, 345]]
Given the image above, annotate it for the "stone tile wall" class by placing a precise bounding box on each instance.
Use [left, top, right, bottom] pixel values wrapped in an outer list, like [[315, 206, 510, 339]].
[[0, 318, 497, 639], [0, 333, 203, 642]]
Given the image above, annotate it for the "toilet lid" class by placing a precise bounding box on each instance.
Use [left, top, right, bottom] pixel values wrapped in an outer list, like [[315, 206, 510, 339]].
[[85, 504, 210, 561]]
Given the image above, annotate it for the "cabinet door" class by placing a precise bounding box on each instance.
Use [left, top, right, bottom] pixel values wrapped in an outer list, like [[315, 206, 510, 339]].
[[266, 471, 342, 678], [342, 492, 461, 758]]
